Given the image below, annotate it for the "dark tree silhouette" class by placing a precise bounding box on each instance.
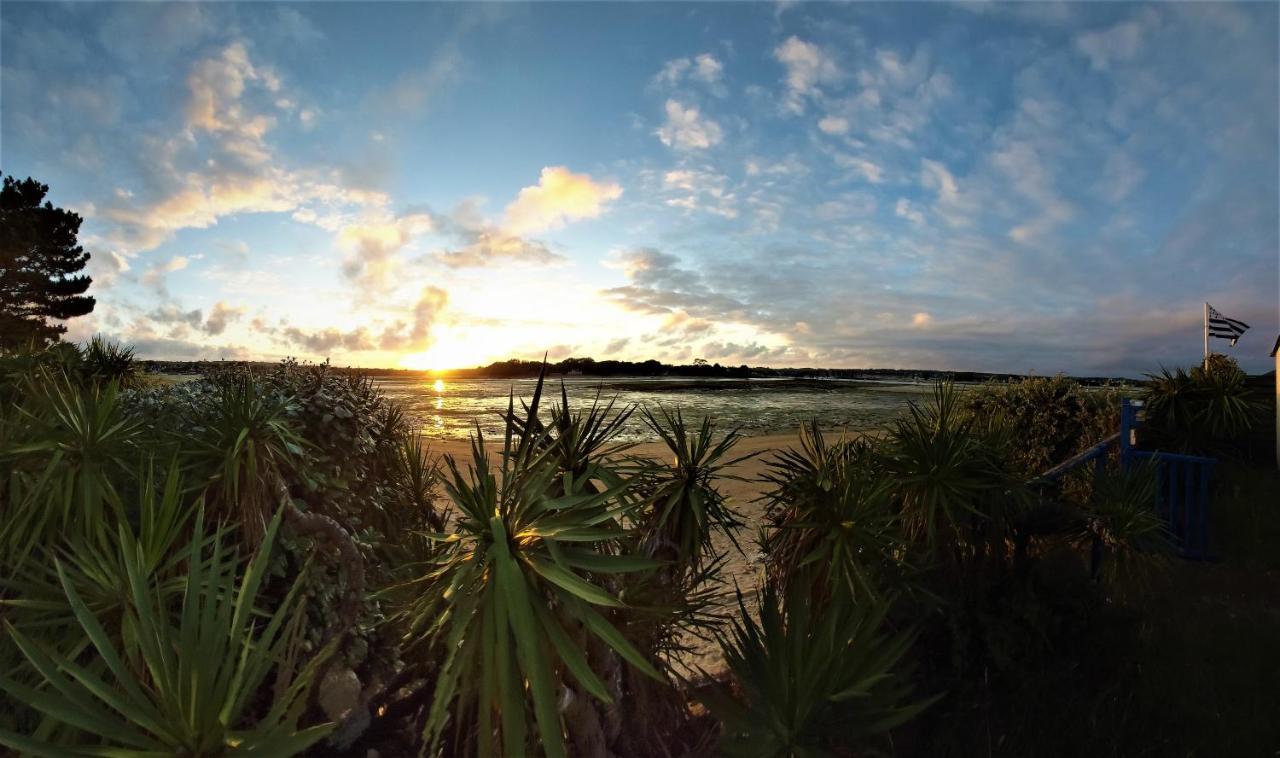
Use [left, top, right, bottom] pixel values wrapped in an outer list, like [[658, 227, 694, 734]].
[[0, 174, 94, 348]]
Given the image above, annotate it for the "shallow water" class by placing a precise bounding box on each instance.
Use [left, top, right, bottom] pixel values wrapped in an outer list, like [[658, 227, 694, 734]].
[[374, 375, 931, 442]]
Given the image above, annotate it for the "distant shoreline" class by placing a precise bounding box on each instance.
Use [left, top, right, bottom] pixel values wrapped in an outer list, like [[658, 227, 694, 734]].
[[139, 357, 1138, 387]]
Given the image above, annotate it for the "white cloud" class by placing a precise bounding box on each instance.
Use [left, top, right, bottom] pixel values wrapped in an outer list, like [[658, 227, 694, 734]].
[[774, 36, 840, 114], [185, 41, 276, 164], [338, 211, 435, 293], [503, 166, 623, 236], [920, 159, 959, 206], [895, 198, 924, 226], [654, 52, 723, 87], [692, 53, 723, 83], [834, 153, 884, 183], [655, 100, 724, 150], [817, 115, 850, 135], [1075, 15, 1151, 71], [662, 168, 738, 219], [140, 255, 190, 293]]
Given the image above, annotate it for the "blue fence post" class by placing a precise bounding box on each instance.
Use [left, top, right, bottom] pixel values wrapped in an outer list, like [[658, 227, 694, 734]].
[[1120, 398, 1143, 470]]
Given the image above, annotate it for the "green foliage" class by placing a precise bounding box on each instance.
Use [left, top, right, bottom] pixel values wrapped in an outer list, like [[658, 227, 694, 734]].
[[80, 335, 139, 388], [639, 406, 749, 570], [884, 382, 1026, 554], [697, 582, 936, 758], [963, 375, 1123, 477], [403, 382, 663, 757], [1082, 460, 1172, 587], [1143, 357, 1263, 455], [187, 373, 304, 544], [762, 423, 902, 601], [0, 507, 333, 756], [1, 370, 139, 565], [0, 174, 94, 349]]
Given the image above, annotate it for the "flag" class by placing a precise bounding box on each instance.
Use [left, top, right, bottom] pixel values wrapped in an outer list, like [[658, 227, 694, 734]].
[[1207, 303, 1250, 346]]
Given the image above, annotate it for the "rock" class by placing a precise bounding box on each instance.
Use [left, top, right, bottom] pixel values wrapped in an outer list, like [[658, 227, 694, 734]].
[[319, 667, 362, 722]]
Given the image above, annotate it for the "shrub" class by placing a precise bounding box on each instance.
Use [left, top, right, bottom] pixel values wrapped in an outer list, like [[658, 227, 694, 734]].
[[697, 582, 936, 757], [1143, 356, 1263, 455], [962, 375, 1123, 478], [0, 507, 332, 756]]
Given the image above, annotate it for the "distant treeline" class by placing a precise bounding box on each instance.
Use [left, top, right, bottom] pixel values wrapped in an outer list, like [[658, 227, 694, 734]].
[[140, 355, 1135, 386]]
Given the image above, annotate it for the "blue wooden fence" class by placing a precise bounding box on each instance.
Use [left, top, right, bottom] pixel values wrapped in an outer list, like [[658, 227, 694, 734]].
[[1034, 398, 1216, 560]]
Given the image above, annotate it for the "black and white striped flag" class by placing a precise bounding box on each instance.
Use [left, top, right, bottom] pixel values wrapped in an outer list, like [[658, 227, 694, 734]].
[[1207, 303, 1249, 346]]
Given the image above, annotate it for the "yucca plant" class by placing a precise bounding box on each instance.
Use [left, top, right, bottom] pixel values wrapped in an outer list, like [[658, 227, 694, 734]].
[[638, 407, 750, 570], [696, 581, 937, 758], [403, 384, 664, 757], [0, 462, 197, 637], [761, 424, 905, 600], [1, 370, 139, 567], [883, 383, 1025, 557], [0, 507, 333, 756], [1143, 358, 1262, 454], [188, 374, 304, 545], [80, 336, 139, 389], [1081, 459, 1172, 587], [391, 431, 444, 531]]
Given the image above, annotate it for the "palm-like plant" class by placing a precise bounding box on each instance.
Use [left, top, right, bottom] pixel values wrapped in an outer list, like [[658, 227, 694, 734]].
[[697, 581, 937, 758], [761, 424, 905, 600], [80, 336, 139, 388], [0, 507, 333, 756], [639, 407, 750, 570], [883, 383, 1024, 556], [1081, 459, 1172, 587], [189, 374, 304, 545], [1143, 359, 1262, 453], [404, 387, 664, 757], [1, 370, 139, 567], [1, 463, 195, 637]]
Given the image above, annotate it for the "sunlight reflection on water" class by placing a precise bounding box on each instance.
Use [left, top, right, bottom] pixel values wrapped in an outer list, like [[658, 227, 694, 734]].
[[374, 376, 928, 442]]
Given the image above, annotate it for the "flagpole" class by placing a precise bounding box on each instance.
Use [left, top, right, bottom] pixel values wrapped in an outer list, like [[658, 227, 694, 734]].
[[1203, 302, 1209, 365]]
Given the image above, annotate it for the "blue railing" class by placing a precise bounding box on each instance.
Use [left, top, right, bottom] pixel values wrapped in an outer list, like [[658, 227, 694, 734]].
[[1033, 398, 1216, 560]]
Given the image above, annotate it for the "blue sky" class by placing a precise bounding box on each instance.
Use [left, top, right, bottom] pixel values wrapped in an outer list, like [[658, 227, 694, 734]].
[[2, 1, 1276, 374]]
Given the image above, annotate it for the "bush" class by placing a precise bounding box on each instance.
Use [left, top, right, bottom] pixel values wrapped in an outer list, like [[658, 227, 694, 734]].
[[1142, 356, 1264, 456]]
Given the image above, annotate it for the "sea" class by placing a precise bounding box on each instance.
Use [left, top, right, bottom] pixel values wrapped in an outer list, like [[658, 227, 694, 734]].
[[373, 375, 933, 442]]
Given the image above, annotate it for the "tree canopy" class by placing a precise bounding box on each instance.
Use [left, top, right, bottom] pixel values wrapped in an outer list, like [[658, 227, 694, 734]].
[[0, 174, 94, 348]]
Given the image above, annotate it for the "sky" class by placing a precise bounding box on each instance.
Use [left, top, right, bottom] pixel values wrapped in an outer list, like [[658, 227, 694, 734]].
[[1, 1, 1276, 375]]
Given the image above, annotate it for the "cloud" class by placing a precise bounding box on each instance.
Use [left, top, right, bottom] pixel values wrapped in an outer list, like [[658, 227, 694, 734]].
[[817, 115, 849, 135], [435, 229, 565, 269], [338, 212, 435, 292], [774, 36, 840, 114], [834, 154, 884, 184], [662, 168, 738, 218], [376, 286, 450, 350], [148, 303, 203, 330], [1075, 15, 1151, 71], [655, 100, 723, 150], [502, 167, 623, 236], [654, 52, 724, 87], [275, 286, 448, 355], [140, 255, 190, 294], [895, 198, 924, 225], [185, 41, 277, 165], [374, 48, 462, 114], [202, 301, 244, 335]]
